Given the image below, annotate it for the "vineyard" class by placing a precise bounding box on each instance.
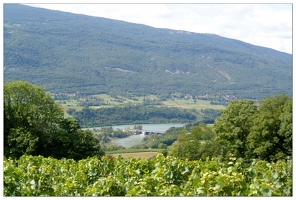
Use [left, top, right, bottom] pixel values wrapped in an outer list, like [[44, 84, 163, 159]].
[[4, 154, 292, 196]]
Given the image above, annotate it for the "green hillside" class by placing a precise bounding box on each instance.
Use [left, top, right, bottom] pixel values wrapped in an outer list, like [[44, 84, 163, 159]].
[[4, 4, 292, 100]]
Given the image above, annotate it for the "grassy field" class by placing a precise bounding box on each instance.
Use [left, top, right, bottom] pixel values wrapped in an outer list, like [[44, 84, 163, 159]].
[[161, 99, 225, 110], [56, 94, 226, 122], [57, 94, 225, 113], [105, 148, 162, 154], [107, 152, 159, 159], [106, 148, 163, 159]]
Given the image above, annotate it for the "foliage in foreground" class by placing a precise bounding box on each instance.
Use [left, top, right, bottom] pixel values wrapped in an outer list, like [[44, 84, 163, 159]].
[[213, 94, 292, 162], [4, 81, 104, 160], [171, 94, 292, 163], [4, 154, 292, 196]]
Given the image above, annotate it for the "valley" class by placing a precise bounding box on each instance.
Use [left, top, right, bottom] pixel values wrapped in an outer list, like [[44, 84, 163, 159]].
[[55, 93, 223, 156], [3, 4, 292, 196], [56, 93, 223, 127], [56, 93, 226, 118]]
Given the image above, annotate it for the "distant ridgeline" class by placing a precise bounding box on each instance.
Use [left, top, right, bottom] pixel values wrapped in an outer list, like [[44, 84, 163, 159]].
[[4, 4, 292, 100]]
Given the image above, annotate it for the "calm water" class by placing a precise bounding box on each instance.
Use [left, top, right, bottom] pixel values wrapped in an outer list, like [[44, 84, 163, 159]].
[[85, 123, 185, 132], [85, 123, 185, 148], [110, 134, 146, 148]]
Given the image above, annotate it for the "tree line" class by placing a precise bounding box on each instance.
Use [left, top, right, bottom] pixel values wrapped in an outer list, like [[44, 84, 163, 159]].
[[170, 94, 292, 162], [66, 104, 197, 127]]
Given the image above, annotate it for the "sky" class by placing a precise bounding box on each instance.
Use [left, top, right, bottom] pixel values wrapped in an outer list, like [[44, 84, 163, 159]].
[[22, 1, 293, 54]]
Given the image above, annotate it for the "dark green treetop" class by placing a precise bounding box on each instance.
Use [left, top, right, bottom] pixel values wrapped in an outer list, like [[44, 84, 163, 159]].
[[4, 81, 104, 160]]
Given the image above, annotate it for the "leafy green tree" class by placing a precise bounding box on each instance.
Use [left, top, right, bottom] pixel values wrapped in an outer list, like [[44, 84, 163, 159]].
[[171, 124, 213, 160], [4, 81, 64, 158], [4, 81, 104, 159], [6, 127, 39, 157], [191, 125, 213, 140], [67, 129, 105, 160], [247, 94, 292, 162], [35, 119, 104, 160], [278, 98, 292, 156], [213, 99, 257, 160], [140, 127, 183, 149], [196, 138, 220, 160]]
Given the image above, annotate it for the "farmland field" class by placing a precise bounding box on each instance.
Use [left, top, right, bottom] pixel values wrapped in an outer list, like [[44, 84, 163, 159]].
[[161, 99, 225, 110], [106, 148, 162, 159], [105, 148, 162, 154], [108, 152, 159, 159], [56, 94, 226, 112]]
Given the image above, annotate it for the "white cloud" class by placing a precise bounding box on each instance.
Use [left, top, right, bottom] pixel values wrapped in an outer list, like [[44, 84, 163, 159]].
[[27, 3, 292, 53]]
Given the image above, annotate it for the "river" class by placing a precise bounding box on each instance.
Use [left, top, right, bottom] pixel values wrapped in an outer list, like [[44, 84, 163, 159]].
[[84, 123, 185, 148]]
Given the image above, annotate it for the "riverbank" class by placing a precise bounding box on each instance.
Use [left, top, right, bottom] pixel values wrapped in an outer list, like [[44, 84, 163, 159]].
[[83, 123, 185, 132], [101, 123, 185, 148]]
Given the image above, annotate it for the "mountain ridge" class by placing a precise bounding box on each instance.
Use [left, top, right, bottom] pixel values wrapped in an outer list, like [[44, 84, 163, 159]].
[[4, 4, 292, 100]]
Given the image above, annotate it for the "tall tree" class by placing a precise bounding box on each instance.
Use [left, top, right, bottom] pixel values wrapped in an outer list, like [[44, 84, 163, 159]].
[[247, 94, 292, 162], [213, 99, 257, 160], [278, 98, 293, 156], [171, 124, 214, 160], [4, 81, 64, 158], [4, 81, 104, 159]]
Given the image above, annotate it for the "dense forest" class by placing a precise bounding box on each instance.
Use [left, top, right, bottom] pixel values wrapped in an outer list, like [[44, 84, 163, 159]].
[[4, 4, 292, 101], [66, 105, 218, 127]]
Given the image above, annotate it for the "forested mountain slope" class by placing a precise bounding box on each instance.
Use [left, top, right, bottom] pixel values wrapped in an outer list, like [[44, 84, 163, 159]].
[[4, 4, 292, 100]]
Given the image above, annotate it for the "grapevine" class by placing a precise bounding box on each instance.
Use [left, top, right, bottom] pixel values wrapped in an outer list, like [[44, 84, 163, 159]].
[[4, 154, 292, 196]]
